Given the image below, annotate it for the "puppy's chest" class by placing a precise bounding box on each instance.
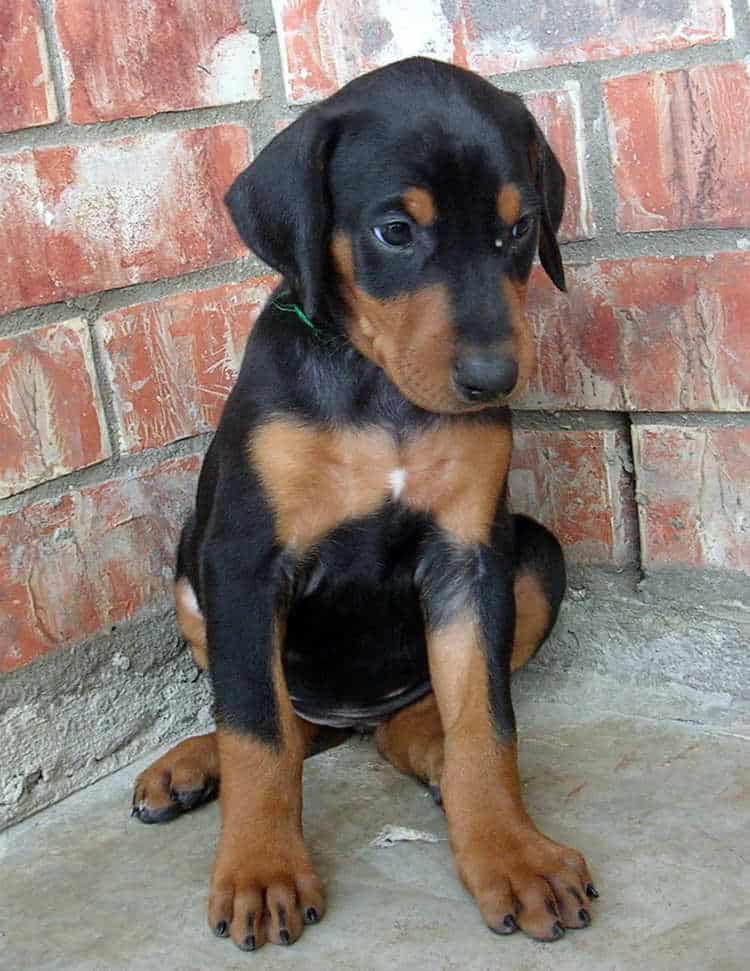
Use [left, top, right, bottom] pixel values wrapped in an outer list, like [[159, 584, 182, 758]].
[[250, 417, 511, 549]]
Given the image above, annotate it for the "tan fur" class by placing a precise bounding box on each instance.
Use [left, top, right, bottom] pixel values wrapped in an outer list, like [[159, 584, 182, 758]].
[[332, 233, 474, 413], [249, 419, 396, 549], [175, 576, 208, 670], [501, 276, 534, 400], [511, 570, 550, 671], [403, 186, 437, 226], [425, 611, 593, 937], [402, 421, 511, 544], [376, 566, 551, 788], [375, 693, 444, 787], [497, 183, 522, 225], [133, 732, 218, 814], [209, 628, 324, 948], [249, 416, 511, 553]]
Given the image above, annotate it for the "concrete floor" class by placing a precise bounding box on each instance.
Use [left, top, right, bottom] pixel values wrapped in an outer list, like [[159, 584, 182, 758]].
[[2, 693, 748, 971]]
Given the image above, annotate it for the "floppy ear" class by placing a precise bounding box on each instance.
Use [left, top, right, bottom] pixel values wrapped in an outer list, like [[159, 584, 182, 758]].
[[532, 124, 567, 292], [224, 108, 339, 318]]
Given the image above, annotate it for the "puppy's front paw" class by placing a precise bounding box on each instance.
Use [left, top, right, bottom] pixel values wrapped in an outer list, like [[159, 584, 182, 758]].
[[209, 834, 324, 950], [131, 734, 218, 824], [457, 829, 597, 942]]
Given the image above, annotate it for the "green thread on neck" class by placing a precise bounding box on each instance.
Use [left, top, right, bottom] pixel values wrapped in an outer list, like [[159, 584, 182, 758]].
[[272, 299, 317, 332]]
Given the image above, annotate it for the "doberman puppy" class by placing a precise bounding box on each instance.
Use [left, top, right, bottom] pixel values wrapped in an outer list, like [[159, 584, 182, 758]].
[[131, 56, 597, 950]]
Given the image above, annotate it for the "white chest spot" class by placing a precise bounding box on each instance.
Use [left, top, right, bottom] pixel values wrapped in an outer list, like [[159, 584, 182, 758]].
[[388, 467, 407, 499]]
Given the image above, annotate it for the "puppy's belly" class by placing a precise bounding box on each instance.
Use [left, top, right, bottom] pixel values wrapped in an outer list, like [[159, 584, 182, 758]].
[[283, 582, 431, 729]]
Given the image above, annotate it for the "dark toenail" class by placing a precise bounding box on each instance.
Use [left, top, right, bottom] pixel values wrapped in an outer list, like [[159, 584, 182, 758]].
[[585, 883, 599, 899], [578, 908, 590, 926], [429, 784, 443, 806], [552, 922, 565, 939], [279, 929, 291, 945], [545, 899, 559, 918], [305, 907, 319, 924], [130, 806, 139, 817], [214, 920, 228, 937], [243, 934, 256, 950], [503, 914, 517, 931]]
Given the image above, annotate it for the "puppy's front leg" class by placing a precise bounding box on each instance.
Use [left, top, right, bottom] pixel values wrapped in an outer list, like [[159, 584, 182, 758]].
[[202, 540, 323, 951], [420, 536, 596, 942]]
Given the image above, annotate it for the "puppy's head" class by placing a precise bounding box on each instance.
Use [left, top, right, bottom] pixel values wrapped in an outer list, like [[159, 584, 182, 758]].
[[226, 57, 565, 413]]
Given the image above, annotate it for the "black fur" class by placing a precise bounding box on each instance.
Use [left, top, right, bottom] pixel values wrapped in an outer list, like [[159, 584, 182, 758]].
[[180, 57, 567, 743]]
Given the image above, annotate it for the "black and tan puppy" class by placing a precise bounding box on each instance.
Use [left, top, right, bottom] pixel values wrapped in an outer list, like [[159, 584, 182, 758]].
[[132, 56, 597, 950]]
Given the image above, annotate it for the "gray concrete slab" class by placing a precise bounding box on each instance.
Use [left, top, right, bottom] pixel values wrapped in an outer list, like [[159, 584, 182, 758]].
[[1, 694, 748, 971]]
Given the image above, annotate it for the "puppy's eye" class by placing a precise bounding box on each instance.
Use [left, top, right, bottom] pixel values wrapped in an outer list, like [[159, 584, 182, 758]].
[[373, 220, 414, 249], [511, 216, 532, 239]]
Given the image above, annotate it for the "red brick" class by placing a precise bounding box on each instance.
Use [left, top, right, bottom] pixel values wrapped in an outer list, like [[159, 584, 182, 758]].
[[272, 0, 733, 103], [517, 253, 750, 413], [524, 85, 592, 242], [605, 63, 750, 232], [0, 319, 110, 499], [0, 0, 59, 133], [509, 428, 637, 565], [96, 278, 277, 454], [0, 456, 200, 672], [0, 126, 250, 314], [633, 425, 750, 573], [54, 0, 261, 124]]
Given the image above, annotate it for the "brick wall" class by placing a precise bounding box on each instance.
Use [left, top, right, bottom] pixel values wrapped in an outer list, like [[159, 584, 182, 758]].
[[1, 0, 749, 676]]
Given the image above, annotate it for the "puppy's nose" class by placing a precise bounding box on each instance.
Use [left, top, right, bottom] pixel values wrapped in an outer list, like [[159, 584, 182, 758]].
[[453, 355, 518, 402]]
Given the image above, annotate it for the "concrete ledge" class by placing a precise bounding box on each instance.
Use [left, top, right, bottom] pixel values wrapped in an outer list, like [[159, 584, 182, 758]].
[[0, 604, 212, 830], [2, 567, 748, 830]]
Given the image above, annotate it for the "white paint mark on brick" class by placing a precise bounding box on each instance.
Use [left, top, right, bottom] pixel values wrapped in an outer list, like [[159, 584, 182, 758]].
[[203, 30, 262, 104], [33, 22, 60, 125], [564, 79, 594, 238], [375, 0, 452, 61], [63, 136, 175, 258]]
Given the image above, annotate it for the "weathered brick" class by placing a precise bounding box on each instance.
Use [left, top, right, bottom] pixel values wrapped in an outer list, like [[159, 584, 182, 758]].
[[633, 425, 750, 573], [0, 0, 59, 133], [0, 319, 110, 499], [272, 0, 733, 103], [0, 126, 250, 314], [54, 0, 261, 124], [509, 428, 637, 565], [524, 85, 593, 242], [605, 63, 750, 232], [518, 253, 750, 413], [0, 456, 200, 672], [96, 278, 277, 454]]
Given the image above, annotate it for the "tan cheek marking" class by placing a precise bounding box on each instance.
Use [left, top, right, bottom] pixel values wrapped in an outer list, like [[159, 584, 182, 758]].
[[511, 570, 550, 672], [497, 183, 522, 225], [249, 418, 396, 550], [403, 186, 437, 226], [332, 232, 466, 412], [331, 232, 385, 363], [402, 421, 512, 544], [501, 275, 535, 399], [175, 576, 208, 670]]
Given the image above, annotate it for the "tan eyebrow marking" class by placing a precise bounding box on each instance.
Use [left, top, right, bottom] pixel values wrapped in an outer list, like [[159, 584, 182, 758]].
[[403, 187, 437, 226], [497, 183, 522, 225]]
